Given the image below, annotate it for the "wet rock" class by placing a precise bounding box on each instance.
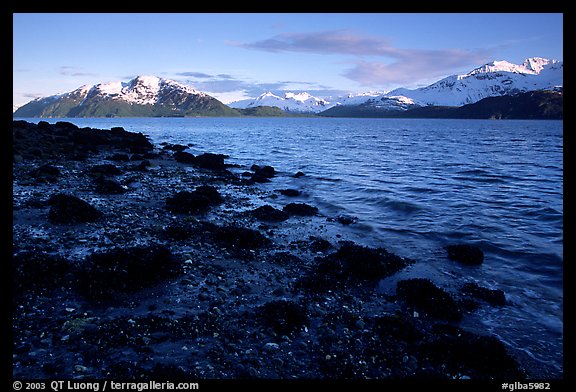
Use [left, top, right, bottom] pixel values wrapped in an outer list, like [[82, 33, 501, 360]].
[[48, 194, 103, 224], [297, 241, 411, 291], [173, 151, 196, 164], [337, 215, 358, 225], [209, 224, 271, 250], [283, 203, 319, 216], [278, 189, 301, 197], [28, 164, 61, 183], [258, 300, 309, 335], [294, 171, 305, 178], [107, 153, 130, 162], [270, 251, 303, 266], [396, 278, 462, 321], [421, 324, 525, 379], [89, 163, 122, 176], [128, 160, 151, 172], [166, 186, 223, 214], [12, 251, 72, 298], [94, 177, 127, 194], [251, 165, 276, 183], [163, 222, 196, 241], [372, 314, 423, 343], [250, 205, 289, 222], [309, 236, 332, 253], [194, 153, 227, 170], [460, 282, 506, 306], [446, 244, 484, 265], [162, 143, 188, 152], [77, 244, 181, 300]]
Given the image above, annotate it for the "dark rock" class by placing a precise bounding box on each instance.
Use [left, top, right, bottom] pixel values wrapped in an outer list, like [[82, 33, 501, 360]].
[[173, 151, 196, 164], [162, 143, 188, 152], [372, 314, 423, 343], [107, 153, 130, 162], [309, 236, 332, 253], [129, 154, 145, 161], [251, 205, 289, 222], [129, 160, 151, 172], [166, 186, 223, 214], [421, 324, 525, 379], [294, 171, 306, 178], [257, 165, 275, 178], [89, 163, 122, 176], [251, 165, 276, 182], [297, 241, 411, 291], [270, 251, 303, 266], [283, 203, 319, 216], [194, 153, 227, 170], [28, 164, 60, 183], [163, 222, 196, 241], [337, 215, 358, 225], [446, 244, 484, 265], [94, 177, 127, 194], [460, 282, 506, 306], [77, 244, 181, 300], [278, 189, 301, 197], [209, 224, 271, 250], [48, 194, 103, 224], [396, 278, 462, 321], [258, 300, 309, 335], [12, 251, 72, 297]]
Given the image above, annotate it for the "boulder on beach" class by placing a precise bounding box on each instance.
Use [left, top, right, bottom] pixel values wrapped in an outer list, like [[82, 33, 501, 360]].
[[250, 205, 289, 222], [460, 282, 506, 306], [48, 193, 103, 224], [420, 324, 525, 379], [250, 165, 276, 182], [446, 244, 484, 265], [278, 189, 301, 197], [257, 300, 309, 335], [12, 251, 72, 298], [395, 278, 462, 321], [28, 164, 61, 183], [283, 203, 319, 216], [194, 153, 227, 170], [166, 185, 223, 214], [297, 241, 411, 291], [77, 244, 181, 300]]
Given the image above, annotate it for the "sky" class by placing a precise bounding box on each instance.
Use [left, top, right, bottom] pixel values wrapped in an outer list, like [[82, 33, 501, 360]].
[[13, 13, 563, 107]]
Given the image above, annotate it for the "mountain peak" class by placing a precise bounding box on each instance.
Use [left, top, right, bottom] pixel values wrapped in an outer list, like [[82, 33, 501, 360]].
[[13, 75, 236, 117]]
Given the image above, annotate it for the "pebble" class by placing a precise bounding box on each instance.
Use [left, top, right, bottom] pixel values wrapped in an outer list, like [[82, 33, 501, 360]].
[[264, 342, 280, 351]]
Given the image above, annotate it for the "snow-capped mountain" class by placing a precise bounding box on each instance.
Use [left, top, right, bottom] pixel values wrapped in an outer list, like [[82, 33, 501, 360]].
[[229, 57, 562, 113], [14, 76, 239, 118], [229, 91, 333, 113], [387, 57, 562, 107]]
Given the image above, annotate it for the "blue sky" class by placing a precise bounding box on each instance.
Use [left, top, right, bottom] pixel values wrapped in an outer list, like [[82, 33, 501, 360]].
[[13, 13, 563, 106]]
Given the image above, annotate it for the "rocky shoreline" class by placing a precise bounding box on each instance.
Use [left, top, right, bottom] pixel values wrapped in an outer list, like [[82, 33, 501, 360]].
[[13, 120, 532, 381]]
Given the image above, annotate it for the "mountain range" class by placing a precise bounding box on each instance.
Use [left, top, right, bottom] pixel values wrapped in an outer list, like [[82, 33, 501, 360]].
[[13, 57, 562, 119]]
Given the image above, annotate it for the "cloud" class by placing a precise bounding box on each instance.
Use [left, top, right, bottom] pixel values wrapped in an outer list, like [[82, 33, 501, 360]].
[[235, 30, 491, 88], [58, 66, 97, 77], [174, 71, 331, 98], [176, 71, 214, 78]]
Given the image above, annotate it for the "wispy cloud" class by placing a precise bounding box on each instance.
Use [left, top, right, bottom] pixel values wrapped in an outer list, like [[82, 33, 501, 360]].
[[58, 66, 97, 77], [234, 30, 491, 87], [174, 71, 332, 98]]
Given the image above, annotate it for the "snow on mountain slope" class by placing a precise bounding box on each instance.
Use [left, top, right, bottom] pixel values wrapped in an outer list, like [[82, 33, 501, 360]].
[[75, 76, 206, 105], [387, 57, 563, 107], [229, 91, 332, 113]]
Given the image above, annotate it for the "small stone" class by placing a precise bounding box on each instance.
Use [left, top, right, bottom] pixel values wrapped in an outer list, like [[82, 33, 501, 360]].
[[264, 342, 280, 351], [74, 365, 88, 373]]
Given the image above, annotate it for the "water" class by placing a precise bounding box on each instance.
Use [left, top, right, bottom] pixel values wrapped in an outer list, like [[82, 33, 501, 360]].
[[16, 117, 563, 376]]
